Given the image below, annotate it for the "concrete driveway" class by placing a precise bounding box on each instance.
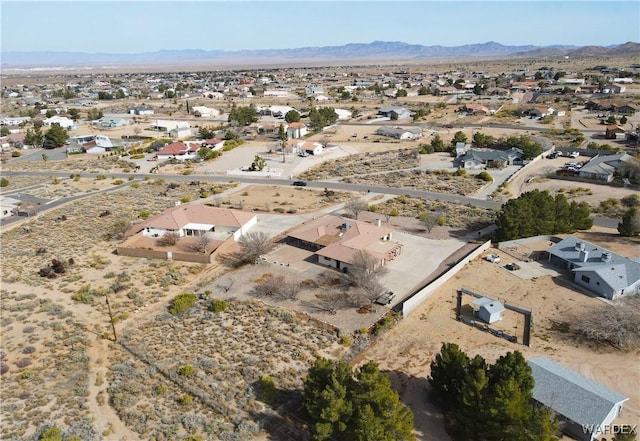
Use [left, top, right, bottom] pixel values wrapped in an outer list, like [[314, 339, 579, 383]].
[[379, 232, 467, 304]]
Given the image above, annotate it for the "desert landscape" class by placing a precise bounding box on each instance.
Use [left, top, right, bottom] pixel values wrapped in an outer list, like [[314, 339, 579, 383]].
[[1, 37, 640, 441]]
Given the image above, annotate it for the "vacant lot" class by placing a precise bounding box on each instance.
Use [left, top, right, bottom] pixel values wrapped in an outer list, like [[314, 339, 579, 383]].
[[356, 227, 640, 441]]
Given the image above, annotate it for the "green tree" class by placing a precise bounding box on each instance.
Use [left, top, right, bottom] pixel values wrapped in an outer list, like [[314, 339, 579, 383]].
[[43, 124, 68, 149], [87, 108, 104, 121], [45, 109, 57, 118], [389, 110, 399, 121], [430, 134, 447, 152], [396, 89, 408, 98], [504, 135, 543, 159], [495, 190, 592, 241], [451, 131, 468, 146], [620, 115, 628, 125], [428, 343, 470, 410], [308, 107, 338, 131], [418, 86, 430, 95], [284, 109, 301, 123], [606, 115, 617, 124], [472, 132, 495, 148], [618, 207, 640, 236], [429, 345, 558, 441], [115, 89, 126, 99], [25, 127, 44, 147], [1, 127, 10, 136], [0, 178, 8, 187], [228, 105, 258, 126], [67, 108, 81, 121], [303, 358, 415, 441]]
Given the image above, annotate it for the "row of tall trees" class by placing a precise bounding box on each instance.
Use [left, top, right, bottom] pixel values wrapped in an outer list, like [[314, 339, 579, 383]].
[[429, 343, 558, 441], [495, 190, 593, 241], [24, 123, 69, 149]]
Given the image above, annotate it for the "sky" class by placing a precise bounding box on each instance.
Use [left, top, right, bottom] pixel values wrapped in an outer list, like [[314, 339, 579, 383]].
[[1, 1, 639, 53]]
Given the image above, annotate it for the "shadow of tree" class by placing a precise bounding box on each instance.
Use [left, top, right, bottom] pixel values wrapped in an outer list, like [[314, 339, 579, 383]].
[[384, 370, 452, 441]]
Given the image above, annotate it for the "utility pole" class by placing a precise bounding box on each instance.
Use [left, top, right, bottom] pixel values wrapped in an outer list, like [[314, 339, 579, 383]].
[[105, 293, 118, 342]]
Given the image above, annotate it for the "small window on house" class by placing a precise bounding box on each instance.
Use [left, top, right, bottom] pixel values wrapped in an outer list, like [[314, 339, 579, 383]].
[[581, 275, 591, 283]]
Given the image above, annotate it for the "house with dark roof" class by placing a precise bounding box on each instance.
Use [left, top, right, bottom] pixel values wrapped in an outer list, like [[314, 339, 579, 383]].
[[286, 215, 401, 272], [578, 152, 632, 182], [528, 357, 628, 441], [377, 106, 412, 120], [547, 236, 640, 299], [458, 147, 524, 169], [375, 126, 422, 140]]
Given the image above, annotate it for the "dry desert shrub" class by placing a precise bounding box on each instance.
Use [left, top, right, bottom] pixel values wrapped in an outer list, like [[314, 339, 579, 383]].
[[0, 297, 92, 440], [108, 299, 341, 439], [297, 148, 420, 180], [345, 169, 485, 195], [371, 195, 495, 230], [0, 180, 235, 286]]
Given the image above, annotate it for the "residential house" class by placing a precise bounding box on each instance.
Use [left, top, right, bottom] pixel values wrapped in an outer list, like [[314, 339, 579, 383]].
[[150, 119, 191, 133], [128, 204, 257, 241], [286, 215, 401, 272], [0, 116, 31, 126], [305, 84, 324, 97], [458, 148, 524, 169], [471, 297, 505, 324], [295, 140, 323, 155], [578, 152, 632, 182], [604, 125, 626, 140], [460, 103, 491, 115], [155, 141, 200, 161], [286, 122, 308, 139], [201, 138, 225, 151], [128, 106, 155, 115], [613, 103, 639, 115], [547, 236, 640, 299], [528, 357, 628, 441], [375, 126, 422, 140], [191, 106, 219, 117], [525, 106, 554, 118], [377, 106, 412, 119], [92, 117, 128, 129], [263, 89, 288, 98], [43, 116, 76, 130], [169, 126, 192, 138], [67, 135, 114, 154], [601, 84, 625, 94]]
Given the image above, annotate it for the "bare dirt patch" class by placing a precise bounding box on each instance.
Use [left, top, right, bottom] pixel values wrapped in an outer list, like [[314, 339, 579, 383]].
[[216, 184, 354, 214], [108, 299, 346, 440]]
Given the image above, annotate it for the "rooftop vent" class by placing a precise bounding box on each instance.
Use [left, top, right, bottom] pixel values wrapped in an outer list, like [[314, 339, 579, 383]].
[[601, 252, 612, 262], [575, 242, 585, 251]]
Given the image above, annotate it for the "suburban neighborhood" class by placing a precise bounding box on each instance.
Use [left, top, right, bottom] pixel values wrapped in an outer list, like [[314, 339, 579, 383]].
[[1, 21, 639, 441]]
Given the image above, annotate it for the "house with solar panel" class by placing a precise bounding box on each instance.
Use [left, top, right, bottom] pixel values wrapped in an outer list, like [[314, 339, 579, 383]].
[[528, 357, 629, 441], [547, 236, 640, 300]]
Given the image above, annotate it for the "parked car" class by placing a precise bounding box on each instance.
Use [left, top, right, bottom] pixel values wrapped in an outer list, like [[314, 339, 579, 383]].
[[569, 151, 580, 158], [292, 180, 307, 187], [505, 263, 521, 271], [484, 254, 501, 263], [374, 291, 396, 305]]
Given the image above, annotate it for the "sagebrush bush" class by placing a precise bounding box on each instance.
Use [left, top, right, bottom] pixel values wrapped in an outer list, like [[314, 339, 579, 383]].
[[169, 292, 197, 315]]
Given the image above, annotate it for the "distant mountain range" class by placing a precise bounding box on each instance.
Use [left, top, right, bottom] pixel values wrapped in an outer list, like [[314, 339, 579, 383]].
[[2, 40, 639, 69]]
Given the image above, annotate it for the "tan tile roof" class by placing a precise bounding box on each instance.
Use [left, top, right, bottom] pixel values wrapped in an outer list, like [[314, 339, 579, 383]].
[[131, 205, 256, 233], [288, 215, 399, 264]]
